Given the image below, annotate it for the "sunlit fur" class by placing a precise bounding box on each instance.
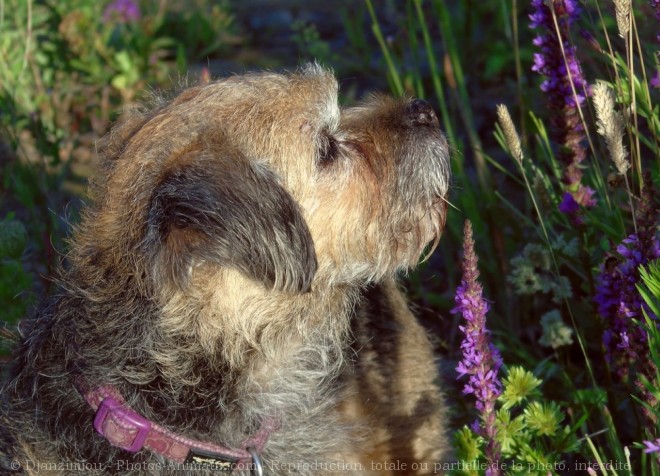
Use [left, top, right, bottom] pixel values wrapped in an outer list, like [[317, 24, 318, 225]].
[[1, 65, 451, 475]]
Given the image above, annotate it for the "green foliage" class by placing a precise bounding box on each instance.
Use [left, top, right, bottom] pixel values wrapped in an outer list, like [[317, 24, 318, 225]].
[[155, 0, 238, 60], [637, 261, 660, 451], [0, 0, 237, 160], [639, 260, 660, 319], [498, 369, 580, 462], [290, 20, 336, 65], [0, 216, 27, 260], [455, 366, 581, 475], [523, 401, 562, 437], [538, 310, 574, 350], [0, 214, 33, 332], [508, 243, 572, 303], [454, 426, 483, 464], [495, 408, 525, 454], [499, 366, 542, 410]]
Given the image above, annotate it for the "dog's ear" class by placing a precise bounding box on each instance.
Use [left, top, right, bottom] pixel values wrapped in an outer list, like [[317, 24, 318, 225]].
[[145, 151, 317, 293]]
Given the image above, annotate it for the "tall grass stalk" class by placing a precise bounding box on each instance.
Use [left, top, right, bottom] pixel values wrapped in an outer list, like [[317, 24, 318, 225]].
[[593, 80, 637, 233], [509, 0, 527, 140], [429, 0, 492, 193], [411, 0, 455, 147], [364, 0, 404, 96]]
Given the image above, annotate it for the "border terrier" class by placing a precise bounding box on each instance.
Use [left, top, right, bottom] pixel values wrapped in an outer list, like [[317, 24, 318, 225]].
[[1, 65, 451, 475]]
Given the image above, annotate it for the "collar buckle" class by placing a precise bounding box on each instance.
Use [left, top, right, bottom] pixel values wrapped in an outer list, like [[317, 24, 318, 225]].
[[248, 447, 264, 476], [93, 396, 151, 452]]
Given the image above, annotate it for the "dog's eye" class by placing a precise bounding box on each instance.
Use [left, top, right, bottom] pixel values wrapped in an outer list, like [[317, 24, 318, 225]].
[[319, 134, 339, 165]]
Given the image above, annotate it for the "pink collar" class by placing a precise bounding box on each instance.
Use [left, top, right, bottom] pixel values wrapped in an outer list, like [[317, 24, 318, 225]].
[[82, 384, 276, 473]]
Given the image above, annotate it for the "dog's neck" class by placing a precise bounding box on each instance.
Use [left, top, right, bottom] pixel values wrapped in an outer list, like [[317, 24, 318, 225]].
[[102, 272, 360, 448]]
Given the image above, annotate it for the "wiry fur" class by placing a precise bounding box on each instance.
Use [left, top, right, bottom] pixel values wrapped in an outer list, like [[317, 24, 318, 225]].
[[1, 65, 451, 475]]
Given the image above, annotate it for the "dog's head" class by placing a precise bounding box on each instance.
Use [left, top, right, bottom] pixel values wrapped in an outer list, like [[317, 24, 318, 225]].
[[87, 65, 450, 296]]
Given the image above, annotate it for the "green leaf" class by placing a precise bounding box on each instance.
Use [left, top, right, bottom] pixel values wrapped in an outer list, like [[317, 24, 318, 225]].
[[571, 387, 608, 406], [553, 425, 580, 454], [0, 219, 27, 259], [114, 50, 134, 73], [500, 366, 542, 410], [495, 408, 526, 455], [523, 401, 562, 437], [453, 425, 483, 462], [111, 74, 128, 91]]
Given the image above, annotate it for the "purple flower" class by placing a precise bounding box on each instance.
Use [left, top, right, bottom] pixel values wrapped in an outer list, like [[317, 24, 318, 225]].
[[453, 220, 502, 474], [558, 192, 579, 215], [644, 438, 660, 463], [652, 71, 660, 89], [644, 438, 660, 454], [574, 185, 597, 207], [595, 233, 660, 377], [530, 0, 594, 215], [558, 185, 596, 224], [103, 0, 141, 23]]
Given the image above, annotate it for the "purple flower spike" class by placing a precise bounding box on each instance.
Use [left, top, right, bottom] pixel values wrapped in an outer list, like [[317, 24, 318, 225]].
[[595, 232, 660, 377], [103, 0, 141, 23], [596, 177, 660, 384], [597, 177, 660, 425], [453, 220, 502, 474], [530, 0, 594, 218]]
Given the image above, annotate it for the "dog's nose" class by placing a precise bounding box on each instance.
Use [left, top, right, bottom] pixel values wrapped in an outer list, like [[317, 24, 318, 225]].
[[405, 99, 439, 127]]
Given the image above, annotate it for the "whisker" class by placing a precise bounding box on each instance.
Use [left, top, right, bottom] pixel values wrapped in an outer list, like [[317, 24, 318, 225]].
[[437, 194, 460, 212]]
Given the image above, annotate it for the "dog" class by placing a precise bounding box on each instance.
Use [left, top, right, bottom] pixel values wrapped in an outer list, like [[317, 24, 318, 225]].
[[0, 64, 451, 475]]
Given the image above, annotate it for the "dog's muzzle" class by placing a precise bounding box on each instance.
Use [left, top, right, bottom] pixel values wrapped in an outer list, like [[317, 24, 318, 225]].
[[404, 99, 440, 128]]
